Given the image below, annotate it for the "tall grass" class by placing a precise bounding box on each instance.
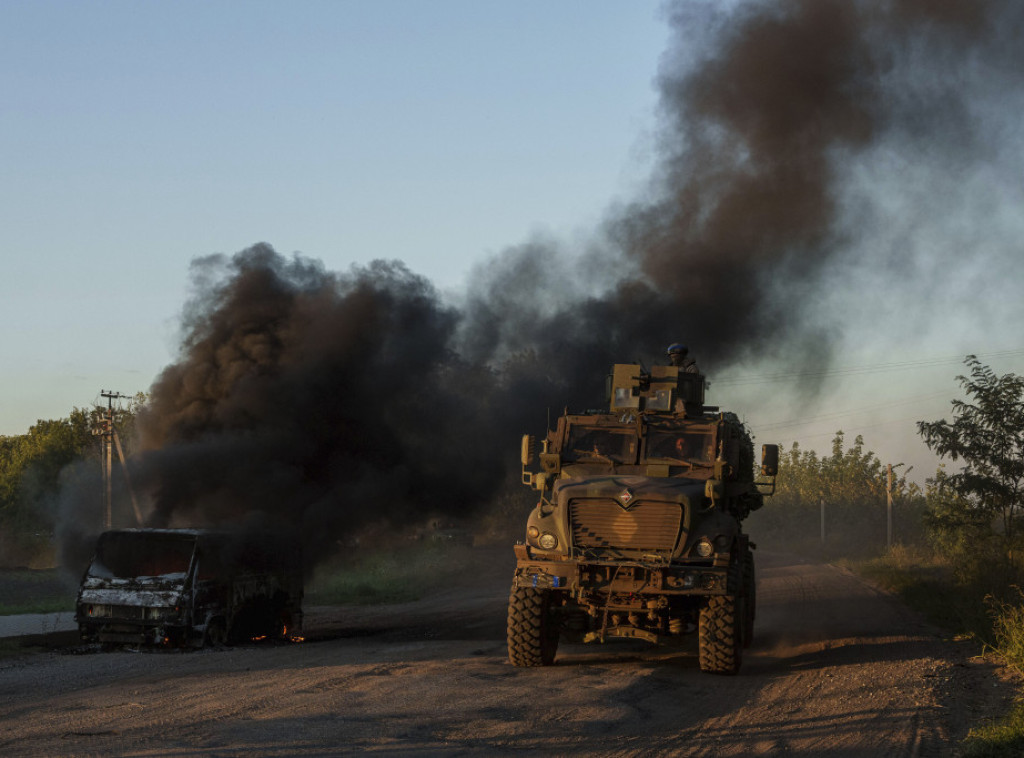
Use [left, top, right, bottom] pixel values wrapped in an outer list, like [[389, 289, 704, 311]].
[[858, 545, 995, 641], [960, 589, 1024, 756], [988, 589, 1024, 675], [0, 569, 76, 616], [306, 541, 475, 606]]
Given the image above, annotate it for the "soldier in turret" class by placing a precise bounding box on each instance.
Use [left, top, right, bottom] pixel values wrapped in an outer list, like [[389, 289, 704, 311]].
[[667, 343, 700, 374]]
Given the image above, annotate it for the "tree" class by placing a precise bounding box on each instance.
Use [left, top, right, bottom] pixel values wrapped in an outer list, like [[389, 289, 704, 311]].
[[917, 356, 1024, 564], [0, 409, 95, 533], [749, 431, 920, 553]]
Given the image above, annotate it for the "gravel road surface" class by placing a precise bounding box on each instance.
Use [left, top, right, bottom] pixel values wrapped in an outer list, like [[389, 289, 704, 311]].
[[0, 549, 1013, 757]]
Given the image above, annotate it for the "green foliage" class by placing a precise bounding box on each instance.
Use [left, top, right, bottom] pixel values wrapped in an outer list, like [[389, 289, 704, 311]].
[[0, 395, 146, 556], [964, 699, 1024, 758], [988, 588, 1024, 676], [919, 356, 1024, 566], [748, 431, 922, 557], [858, 546, 995, 643], [307, 542, 475, 606], [855, 548, 1024, 757], [922, 466, 1017, 587], [0, 569, 77, 616], [959, 589, 1024, 757], [0, 409, 94, 534]]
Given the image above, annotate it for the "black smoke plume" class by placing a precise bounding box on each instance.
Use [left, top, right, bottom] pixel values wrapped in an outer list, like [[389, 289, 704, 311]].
[[65, 0, 1021, 567], [130, 250, 503, 561]]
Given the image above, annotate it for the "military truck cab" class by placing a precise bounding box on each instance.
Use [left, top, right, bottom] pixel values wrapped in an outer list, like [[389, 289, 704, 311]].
[[508, 362, 777, 675]]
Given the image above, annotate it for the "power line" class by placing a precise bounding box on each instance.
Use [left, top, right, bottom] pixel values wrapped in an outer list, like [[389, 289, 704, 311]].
[[750, 389, 954, 433], [713, 347, 1024, 388], [771, 413, 931, 442]]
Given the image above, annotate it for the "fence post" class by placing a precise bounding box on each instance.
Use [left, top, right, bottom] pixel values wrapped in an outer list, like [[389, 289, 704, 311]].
[[887, 464, 894, 549]]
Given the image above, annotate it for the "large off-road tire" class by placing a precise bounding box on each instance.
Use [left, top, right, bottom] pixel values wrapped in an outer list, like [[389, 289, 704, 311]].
[[742, 550, 756, 648], [507, 586, 559, 667], [698, 594, 742, 675]]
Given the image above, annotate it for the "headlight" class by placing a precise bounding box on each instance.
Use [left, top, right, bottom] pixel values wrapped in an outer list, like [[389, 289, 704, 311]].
[[538, 532, 558, 550], [694, 538, 714, 558], [527, 526, 540, 540]]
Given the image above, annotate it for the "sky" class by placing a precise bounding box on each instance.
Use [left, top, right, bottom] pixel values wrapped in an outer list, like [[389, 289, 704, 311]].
[[1, 1, 667, 424], [3, 0, 1024, 484]]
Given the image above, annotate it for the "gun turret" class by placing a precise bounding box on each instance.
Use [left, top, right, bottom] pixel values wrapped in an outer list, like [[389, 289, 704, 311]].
[[608, 364, 705, 416]]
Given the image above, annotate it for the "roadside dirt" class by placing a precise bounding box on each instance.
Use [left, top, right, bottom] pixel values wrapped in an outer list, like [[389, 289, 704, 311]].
[[0, 549, 1015, 757]]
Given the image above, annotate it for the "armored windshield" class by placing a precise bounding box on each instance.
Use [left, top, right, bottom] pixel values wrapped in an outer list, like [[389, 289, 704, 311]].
[[88, 532, 197, 580], [564, 426, 638, 464], [645, 429, 716, 464]]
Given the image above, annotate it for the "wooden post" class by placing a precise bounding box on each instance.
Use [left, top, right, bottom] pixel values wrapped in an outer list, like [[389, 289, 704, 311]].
[[104, 425, 112, 529], [887, 464, 894, 549]]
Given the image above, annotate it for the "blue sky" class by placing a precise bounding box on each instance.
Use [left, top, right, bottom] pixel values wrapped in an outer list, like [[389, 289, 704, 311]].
[[1, 1, 667, 431], [4, 1, 1024, 483]]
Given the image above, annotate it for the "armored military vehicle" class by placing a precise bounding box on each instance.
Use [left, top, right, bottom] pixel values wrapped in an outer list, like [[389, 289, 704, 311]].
[[507, 361, 778, 674], [77, 528, 303, 648]]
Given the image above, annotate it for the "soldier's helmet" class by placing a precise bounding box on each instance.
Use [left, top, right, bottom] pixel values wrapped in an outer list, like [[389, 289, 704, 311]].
[[667, 343, 688, 367]]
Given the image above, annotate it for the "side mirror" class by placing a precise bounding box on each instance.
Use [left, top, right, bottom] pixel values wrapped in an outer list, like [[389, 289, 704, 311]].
[[521, 435, 536, 466], [761, 444, 779, 477]]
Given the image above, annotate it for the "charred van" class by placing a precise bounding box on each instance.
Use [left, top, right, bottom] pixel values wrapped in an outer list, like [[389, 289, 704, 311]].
[[508, 362, 778, 674], [76, 528, 303, 648]]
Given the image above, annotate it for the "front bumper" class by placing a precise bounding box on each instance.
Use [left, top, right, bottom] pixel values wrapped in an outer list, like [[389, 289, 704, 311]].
[[76, 604, 189, 645], [512, 553, 729, 596]]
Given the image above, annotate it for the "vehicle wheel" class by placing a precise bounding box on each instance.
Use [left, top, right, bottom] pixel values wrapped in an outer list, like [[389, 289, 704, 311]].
[[507, 586, 559, 667], [698, 594, 742, 675], [742, 550, 756, 648], [203, 617, 228, 648]]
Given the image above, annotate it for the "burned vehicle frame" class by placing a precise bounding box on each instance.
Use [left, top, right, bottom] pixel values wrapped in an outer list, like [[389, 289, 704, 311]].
[[76, 528, 303, 648]]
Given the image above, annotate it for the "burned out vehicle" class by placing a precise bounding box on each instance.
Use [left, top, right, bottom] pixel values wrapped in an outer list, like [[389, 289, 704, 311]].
[[76, 528, 303, 648], [508, 362, 778, 675]]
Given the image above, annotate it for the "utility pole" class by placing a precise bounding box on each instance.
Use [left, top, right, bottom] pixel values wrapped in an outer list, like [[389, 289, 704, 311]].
[[884, 463, 908, 551], [820, 496, 826, 546], [92, 390, 142, 530]]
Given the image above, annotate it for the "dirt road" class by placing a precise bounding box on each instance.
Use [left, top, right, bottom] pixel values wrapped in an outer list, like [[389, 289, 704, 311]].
[[0, 550, 1012, 757]]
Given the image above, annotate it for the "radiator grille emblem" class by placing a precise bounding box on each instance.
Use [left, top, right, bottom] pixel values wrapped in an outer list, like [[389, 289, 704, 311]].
[[618, 488, 634, 509]]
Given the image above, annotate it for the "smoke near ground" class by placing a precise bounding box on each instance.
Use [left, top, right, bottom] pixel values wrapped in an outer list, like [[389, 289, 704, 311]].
[[59, 0, 1024, 568]]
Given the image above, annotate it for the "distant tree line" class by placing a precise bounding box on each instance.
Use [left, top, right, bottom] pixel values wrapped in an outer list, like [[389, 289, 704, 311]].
[[0, 397, 142, 563], [751, 356, 1024, 586], [747, 431, 925, 555]]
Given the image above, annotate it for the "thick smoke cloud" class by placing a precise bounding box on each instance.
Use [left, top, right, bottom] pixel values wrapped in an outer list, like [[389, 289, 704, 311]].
[[131, 248, 503, 562], [465, 0, 1022, 381], [66, 0, 1023, 566]]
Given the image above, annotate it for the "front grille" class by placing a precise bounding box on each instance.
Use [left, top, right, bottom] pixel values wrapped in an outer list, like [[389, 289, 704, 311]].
[[569, 499, 682, 554], [89, 604, 146, 620]]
